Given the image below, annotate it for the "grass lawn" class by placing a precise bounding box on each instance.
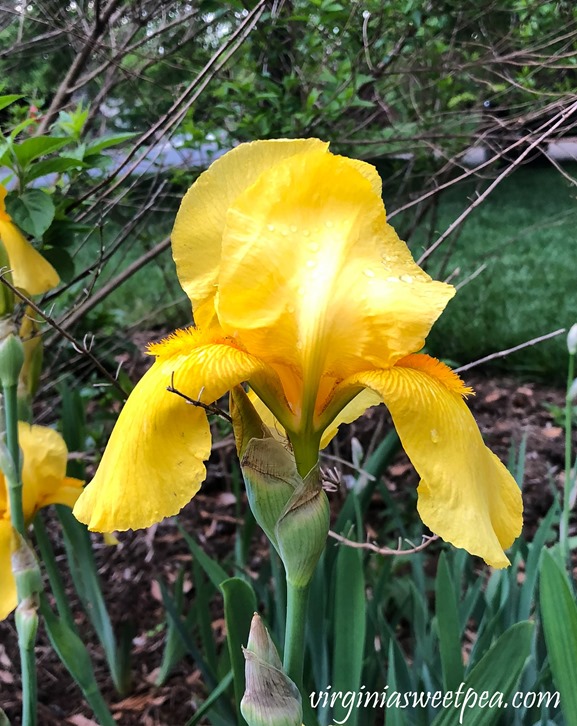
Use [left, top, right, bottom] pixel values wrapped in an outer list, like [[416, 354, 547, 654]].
[[402, 164, 577, 380]]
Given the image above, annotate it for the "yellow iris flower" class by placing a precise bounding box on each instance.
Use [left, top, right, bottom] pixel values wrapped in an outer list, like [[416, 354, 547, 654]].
[[0, 423, 84, 619], [0, 185, 60, 295], [73, 139, 522, 568]]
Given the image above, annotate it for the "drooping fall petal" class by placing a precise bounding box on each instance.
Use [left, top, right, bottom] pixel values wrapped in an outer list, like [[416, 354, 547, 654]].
[[73, 329, 272, 531], [0, 187, 59, 295], [348, 355, 523, 568]]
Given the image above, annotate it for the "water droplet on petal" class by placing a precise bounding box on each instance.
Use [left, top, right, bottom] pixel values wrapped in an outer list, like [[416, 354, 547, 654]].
[[296, 339, 303, 350], [287, 304, 295, 313], [303, 229, 310, 237], [308, 241, 320, 252], [267, 224, 275, 232], [430, 429, 440, 444], [400, 274, 414, 283], [364, 268, 375, 278], [290, 224, 297, 233], [325, 220, 333, 229], [306, 259, 316, 268], [386, 275, 400, 283]]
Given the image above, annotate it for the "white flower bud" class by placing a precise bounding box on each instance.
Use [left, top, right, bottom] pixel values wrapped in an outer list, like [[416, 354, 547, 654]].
[[567, 324, 577, 355]]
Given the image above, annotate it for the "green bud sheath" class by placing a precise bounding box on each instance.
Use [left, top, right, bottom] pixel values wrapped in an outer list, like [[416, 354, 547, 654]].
[[241, 614, 303, 726], [231, 386, 298, 551], [241, 437, 299, 553], [230, 385, 272, 459], [0, 329, 24, 388], [276, 466, 329, 589], [11, 530, 43, 602]]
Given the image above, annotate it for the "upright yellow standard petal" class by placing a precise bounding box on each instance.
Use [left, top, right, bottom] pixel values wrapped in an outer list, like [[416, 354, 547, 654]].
[[217, 148, 454, 421], [0, 520, 16, 620], [0, 186, 60, 295], [74, 330, 272, 531], [348, 355, 523, 568], [172, 139, 328, 328]]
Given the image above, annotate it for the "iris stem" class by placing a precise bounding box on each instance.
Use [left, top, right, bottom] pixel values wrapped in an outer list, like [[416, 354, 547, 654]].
[[17, 609, 38, 726], [561, 351, 575, 559], [2, 381, 38, 726], [4, 383, 23, 534], [283, 581, 309, 691]]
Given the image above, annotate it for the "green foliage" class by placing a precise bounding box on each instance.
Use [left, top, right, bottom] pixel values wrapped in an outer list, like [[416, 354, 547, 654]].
[[540, 549, 577, 725]]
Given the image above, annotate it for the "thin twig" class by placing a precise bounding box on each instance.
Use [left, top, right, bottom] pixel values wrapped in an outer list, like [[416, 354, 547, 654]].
[[329, 530, 439, 556], [417, 99, 577, 264], [0, 271, 127, 397], [455, 328, 566, 373], [166, 372, 232, 423]]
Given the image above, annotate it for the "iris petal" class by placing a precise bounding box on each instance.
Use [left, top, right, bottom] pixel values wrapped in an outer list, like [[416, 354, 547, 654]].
[[0, 188, 59, 295], [0, 520, 16, 620], [348, 354, 523, 568], [171, 138, 328, 328], [74, 332, 270, 531], [18, 423, 82, 520], [218, 149, 455, 397]]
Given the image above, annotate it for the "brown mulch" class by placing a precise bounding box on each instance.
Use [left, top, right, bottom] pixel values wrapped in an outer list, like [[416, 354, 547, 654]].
[[0, 373, 573, 725]]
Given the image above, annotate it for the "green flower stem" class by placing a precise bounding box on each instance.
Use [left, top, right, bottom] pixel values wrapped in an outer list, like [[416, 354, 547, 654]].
[[561, 350, 575, 558], [283, 581, 309, 691], [2, 380, 37, 726], [4, 382, 23, 534], [17, 607, 38, 726]]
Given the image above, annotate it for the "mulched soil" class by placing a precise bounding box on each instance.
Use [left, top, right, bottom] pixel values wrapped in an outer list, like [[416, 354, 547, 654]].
[[0, 372, 574, 725]]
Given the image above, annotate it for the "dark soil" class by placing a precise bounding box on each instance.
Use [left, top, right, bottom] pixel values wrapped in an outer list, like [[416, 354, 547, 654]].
[[0, 373, 573, 726]]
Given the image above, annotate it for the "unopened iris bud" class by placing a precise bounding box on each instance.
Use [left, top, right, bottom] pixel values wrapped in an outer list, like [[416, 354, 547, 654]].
[[240, 434, 328, 587], [0, 330, 24, 388], [568, 324, 577, 355], [241, 613, 302, 726]]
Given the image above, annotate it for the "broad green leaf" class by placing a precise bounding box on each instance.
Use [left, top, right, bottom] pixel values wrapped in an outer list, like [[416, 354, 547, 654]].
[[0, 94, 24, 111], [518, 501, 558, 620], [5, 189, 55, 238], [56, 506, 126, 695], [385, 639, 410, 726], [332, 538, 366, 726], [85, 133, 138, 156], [436, 552, 464, 691], [42, 247, 74, 282], [540, 548, 577, 726], [431, 621, 534, 726], [40, 595, 116, 726], [11, 135, 70, 167], [24, 156, 86, 183], [221, 576, 257, 725]]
